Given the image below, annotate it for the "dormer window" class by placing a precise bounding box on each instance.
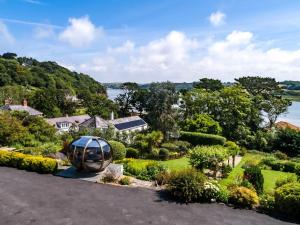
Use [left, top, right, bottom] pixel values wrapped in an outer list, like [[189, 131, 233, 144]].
[[60, 122, 69, 128]]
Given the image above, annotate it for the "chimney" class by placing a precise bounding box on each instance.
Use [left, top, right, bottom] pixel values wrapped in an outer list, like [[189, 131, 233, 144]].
[[4, 98, 12, 105], [66, 114, 69, 118], [22, 99, 28, 107], [110, 111, 114, 120]]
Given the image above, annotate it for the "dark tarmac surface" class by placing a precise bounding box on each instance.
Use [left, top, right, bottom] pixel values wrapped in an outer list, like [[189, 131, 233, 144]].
[[0, 167, 297, 225]]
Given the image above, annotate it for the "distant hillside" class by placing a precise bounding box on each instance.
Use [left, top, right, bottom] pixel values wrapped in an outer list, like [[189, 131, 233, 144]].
[[104, 82, 195, 90], [0, 53, 106, 98]]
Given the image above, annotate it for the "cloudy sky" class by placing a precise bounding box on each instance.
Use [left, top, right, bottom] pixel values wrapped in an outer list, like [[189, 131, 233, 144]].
[[1, 0, 300, 83]]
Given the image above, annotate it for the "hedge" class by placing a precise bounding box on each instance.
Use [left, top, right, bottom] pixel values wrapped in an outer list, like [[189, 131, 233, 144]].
[[261, 157, 300, 173], [180, 131, 226, 146], [0, 150, 57, 174], [275, 182, 300, 219]]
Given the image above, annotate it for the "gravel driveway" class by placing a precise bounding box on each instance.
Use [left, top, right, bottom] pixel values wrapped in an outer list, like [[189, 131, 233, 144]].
[[0, 167, 297, 225]]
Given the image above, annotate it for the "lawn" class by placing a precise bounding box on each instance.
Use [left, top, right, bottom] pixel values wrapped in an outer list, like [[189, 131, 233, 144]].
[[262, 170, 296, 193], [161, 157, 191, 171], [220, 152, 296, 193], [220, 152, 265, 187]]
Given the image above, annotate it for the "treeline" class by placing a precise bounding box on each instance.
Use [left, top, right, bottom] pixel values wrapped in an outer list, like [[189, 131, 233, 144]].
[[115, 77, 299, 155], [281, 80, 300, 90], [0, 52, 116, 118], [0, 52, 106, 96]]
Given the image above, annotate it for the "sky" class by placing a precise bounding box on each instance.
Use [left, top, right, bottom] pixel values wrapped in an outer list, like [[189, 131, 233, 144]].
[[1, 0, 300, 83]]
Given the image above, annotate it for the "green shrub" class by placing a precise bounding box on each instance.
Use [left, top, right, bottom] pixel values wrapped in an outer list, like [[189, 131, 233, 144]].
[[189, 146, 229, 177], [229, 186, 259, 209], [243, 166, 264, 194], [172, 141, 191, 151], [274, 150, 288, 160], [155, 170, 171, 185], [216, 185, 230, 204], [141, 162, 166, 181], [275, 175, 298, 188], [295, 164, 300, 178], [161, 143, 179, 151], [240, 179, 255, 191], [240, 147, 247, 156], [182, 114, 222, 135], [282, 161, 297, 173], [259, 194, 275, 212], [102, 173, 117, 183], [242, 159, 260, 169], [220, 164, 232, 178], [159, 148, 169, 161], [0, 150, 57, 173], [273, 128, 300, 156], [126, 147, 139, 159], [180, 131, 226, 146], [274, 182, 300, 218], [168, 169, 207, 203], [121, 159, 166, 181], [108, 140, 126, 160], [119, 176, 131, 185]]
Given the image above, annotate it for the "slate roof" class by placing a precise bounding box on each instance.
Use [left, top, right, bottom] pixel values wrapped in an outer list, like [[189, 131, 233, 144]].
[[108, 116, 147, 131], [0, 105, 43, 116], [46, 115, 91, 128], [79, 116, 109, 129]]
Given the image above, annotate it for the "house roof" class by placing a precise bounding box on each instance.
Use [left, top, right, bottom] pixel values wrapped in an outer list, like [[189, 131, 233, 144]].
[[108, 116, 147, 131], [46, 115, 91, 127], [0, 105, 43, 116], [275, 121, 300, 131], [79, 116, 109, 129]]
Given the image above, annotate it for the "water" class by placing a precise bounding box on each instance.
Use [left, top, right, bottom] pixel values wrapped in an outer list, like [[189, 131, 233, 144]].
[[107, 88, 300, 127], [278, 101, 300, 127], [107, 88, 124, 100]]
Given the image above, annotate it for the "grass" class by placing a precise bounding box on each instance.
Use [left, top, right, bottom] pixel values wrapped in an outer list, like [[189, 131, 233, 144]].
[[161, 157, 191, 171], [220, 152, 296, 193], [121, 157, 191, 171], [262, 170, 296, 193], [220, 152, 265, 187]]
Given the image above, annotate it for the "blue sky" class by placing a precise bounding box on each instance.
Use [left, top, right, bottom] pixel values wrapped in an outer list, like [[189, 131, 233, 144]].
[[1, 0, 300, 82]]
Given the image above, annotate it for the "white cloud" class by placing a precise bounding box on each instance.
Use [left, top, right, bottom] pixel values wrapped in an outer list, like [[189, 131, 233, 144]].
[[209, 11, 226, 26], [128, 31, 198, 71], [107, 40, 135, 54], [71, 30, 300, 82], [59, 16, 103, 48], [197, 31, 300, 81], [23, 0, 42, 4], [0, 21, 14, 43], [34, 26, 54, 39]]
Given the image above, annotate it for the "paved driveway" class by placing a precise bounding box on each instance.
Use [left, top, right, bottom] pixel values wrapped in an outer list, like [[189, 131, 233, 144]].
[[0, 167, 296, 225]]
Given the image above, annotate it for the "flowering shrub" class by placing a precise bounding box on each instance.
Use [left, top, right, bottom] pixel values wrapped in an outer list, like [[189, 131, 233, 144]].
[[202, 181, 220, 202], [0, 150, 57, 174], [229, 186, 259, 209]]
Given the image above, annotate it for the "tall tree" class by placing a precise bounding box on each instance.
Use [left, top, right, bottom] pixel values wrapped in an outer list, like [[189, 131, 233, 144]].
[[146, 82, 179, 139], [194, 78, 224, 91], [86, 94, 118, 119], [115, 82, 139, 116], [236, 76, 291, 128], [235, 76, 282, 98]]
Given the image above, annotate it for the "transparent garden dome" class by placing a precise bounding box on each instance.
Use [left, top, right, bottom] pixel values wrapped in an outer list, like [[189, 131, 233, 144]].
[[67, 136, 113, 172]]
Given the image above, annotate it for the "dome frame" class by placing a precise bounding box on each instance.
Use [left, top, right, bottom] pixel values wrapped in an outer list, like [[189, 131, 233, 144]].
[[67, 136, 113, 172]]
